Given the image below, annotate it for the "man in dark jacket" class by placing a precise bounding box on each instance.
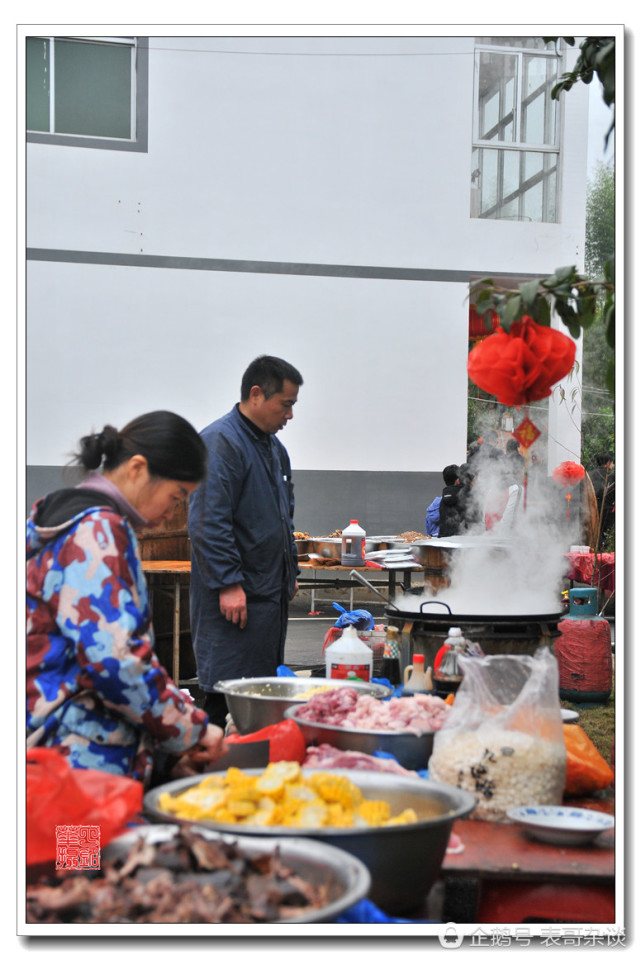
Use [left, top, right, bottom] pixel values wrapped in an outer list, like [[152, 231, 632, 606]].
[[188, 356, 303, 727]]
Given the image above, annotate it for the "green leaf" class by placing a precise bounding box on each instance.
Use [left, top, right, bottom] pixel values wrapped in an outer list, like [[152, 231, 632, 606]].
[[475, 287, 492, 304], [604, 303, 615, 348], [519, 279, 541, 310], [534, 296, 551, 326], [503, 295, 524, 327], [553, 265, 578, 283], [594, 40, 615, 68]]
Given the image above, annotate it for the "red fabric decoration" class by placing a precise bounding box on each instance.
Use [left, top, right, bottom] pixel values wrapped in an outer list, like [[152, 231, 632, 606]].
[[552, 461, 586, 487], [467, 316, 576, 405]]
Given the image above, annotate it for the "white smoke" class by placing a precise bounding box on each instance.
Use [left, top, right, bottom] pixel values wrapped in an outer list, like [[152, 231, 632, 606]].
[[397, 451, 581, 616]]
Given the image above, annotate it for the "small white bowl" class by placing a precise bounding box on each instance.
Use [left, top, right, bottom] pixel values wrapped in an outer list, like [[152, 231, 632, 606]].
[[507, 805, 614, 846], [561, 708, 580, 723]]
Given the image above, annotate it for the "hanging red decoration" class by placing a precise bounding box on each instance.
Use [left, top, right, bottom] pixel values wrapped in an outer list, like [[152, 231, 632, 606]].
[[467, 315, 576, 405], [512, 416, 541, 450], [552, 461, 586, 487], [552, 461, 586, 520]]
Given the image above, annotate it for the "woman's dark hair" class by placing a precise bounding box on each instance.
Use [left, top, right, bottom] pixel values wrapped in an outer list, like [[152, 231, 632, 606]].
[[74, 411, 207, 482], [240, 355, 303, 401]]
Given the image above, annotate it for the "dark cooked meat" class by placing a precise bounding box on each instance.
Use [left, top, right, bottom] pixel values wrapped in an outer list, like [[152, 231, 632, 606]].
[[26, 826, 330, 923]]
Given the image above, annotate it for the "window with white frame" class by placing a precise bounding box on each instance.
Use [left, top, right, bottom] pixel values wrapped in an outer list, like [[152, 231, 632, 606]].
[[470, 37, 563, 222], [26, 36, 148, 151]]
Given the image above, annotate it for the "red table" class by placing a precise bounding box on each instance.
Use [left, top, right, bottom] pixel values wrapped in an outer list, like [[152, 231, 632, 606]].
[[438, 796, 615, 924], [565, 552, 615, 594]]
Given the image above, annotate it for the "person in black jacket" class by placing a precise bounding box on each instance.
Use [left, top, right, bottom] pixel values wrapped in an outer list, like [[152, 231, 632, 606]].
[[438, 464, 462, 538]]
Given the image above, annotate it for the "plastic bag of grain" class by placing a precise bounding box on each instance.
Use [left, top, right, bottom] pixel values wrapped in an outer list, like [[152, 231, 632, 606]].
[[428, 648, 566, 822]]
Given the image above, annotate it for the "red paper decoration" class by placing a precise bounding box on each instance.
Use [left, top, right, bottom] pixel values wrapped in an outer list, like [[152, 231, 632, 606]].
[[552, 461, 586, 487], [467, 315, 576, 405], [513, 416, 541, 450]]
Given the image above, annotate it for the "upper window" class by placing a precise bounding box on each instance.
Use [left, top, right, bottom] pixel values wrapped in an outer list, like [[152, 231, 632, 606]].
[[26, 36, 148, 151], [471, 38, 563, 223]]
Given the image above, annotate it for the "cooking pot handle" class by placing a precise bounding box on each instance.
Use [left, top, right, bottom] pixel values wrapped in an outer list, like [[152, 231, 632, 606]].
[[419, 600, 453, 615]]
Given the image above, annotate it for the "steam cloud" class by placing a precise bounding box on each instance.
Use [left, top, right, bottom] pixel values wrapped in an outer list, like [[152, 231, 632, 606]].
[[399, 451, 582, 616]]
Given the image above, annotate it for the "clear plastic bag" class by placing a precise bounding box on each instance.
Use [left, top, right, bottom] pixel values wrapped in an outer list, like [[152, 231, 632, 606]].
[[428, 648, 566, 821]]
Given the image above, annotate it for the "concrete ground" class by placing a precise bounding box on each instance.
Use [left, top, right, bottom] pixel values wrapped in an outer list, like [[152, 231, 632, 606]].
[[283, 581, 391, 672]]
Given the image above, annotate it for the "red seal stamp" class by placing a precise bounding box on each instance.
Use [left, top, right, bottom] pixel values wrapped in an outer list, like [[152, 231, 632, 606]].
[[55, 825, 101, 870]]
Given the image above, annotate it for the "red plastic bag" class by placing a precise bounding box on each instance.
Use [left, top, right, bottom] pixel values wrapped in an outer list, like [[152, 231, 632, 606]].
[[26, 747, 143, 865], [226, 719, 307, 764], [322, 626, 342, 654], [563, 725, 614, 796]]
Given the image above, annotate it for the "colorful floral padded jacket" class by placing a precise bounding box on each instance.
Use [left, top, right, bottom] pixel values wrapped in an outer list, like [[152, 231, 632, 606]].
[[26, 491, 209, 783]]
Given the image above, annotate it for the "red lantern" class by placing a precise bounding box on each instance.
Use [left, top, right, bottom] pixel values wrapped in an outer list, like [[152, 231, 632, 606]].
[[552, 461, 586, 520], [467, 316, 576, 405], [552, 461, 585, 487]]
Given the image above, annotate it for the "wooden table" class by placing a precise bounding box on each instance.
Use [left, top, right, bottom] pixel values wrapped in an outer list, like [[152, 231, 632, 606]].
[[142, 560, 192, 684], [437, 796, 616, 924]]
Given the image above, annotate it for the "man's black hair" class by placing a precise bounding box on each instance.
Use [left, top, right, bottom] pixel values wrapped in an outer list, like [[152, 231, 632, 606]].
[[240, 356, 303, 401], [442, 464, 459, 486]]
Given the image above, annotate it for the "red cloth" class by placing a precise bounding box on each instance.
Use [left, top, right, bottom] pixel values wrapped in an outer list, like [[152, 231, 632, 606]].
[[565, 552, 615, 593]]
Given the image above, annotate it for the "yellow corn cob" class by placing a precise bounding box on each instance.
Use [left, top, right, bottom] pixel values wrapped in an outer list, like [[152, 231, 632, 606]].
[[256, 761, 302, 796], [356, 799, 392, 826], [386, 808, 419, 825], [306, 772, 363, 808]]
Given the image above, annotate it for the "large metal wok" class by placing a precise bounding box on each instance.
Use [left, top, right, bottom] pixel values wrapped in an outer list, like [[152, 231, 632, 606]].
[[349, 569, 562, 669], [384, 595, 563, 627], [348, 568, 562, 626]]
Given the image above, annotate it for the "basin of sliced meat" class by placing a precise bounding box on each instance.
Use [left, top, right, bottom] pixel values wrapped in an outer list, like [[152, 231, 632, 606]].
[[284, 688, 450, 770]]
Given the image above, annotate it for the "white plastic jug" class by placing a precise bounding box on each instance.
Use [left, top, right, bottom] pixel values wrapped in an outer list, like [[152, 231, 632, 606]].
[[325, 625, 373, 682], [341, 520, 366, 566], [403, 654, 433, 694]]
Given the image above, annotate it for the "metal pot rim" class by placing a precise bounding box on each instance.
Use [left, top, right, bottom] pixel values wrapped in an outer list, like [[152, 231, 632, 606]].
[[144, 768, 477, 837]]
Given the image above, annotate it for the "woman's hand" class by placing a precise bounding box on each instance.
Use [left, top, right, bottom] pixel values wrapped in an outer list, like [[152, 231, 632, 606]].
[[169, 724, 228, 779]]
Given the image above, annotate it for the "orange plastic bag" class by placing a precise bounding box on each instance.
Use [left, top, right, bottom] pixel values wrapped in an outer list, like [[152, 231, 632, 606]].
[[26, 747, 143, 865], [563, 725, 614, 796]]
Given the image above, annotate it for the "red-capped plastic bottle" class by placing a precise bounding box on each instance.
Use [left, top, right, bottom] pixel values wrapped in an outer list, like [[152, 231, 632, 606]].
[[341, 520, 366, 566], [402, 654, 432, 695]]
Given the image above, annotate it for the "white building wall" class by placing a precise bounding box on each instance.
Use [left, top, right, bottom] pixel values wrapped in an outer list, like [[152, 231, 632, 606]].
[[26, 34, 589, 519]]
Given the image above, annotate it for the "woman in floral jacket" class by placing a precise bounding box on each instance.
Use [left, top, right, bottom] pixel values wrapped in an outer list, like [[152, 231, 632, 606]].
[[26, 411, 226, 784]]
